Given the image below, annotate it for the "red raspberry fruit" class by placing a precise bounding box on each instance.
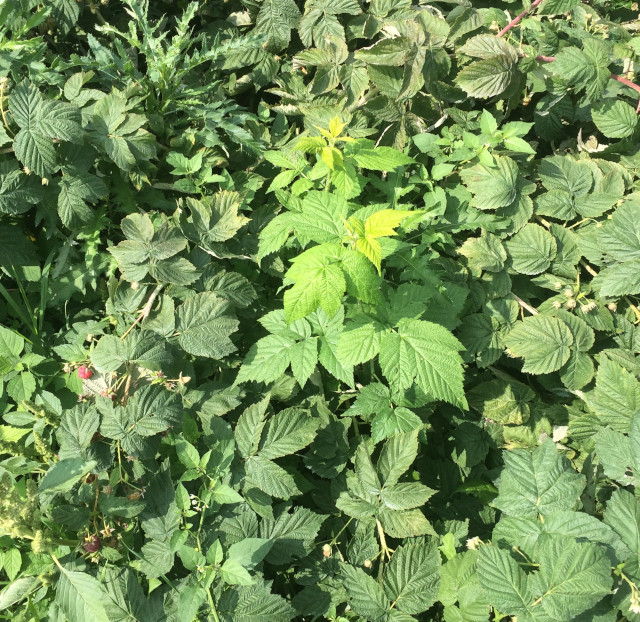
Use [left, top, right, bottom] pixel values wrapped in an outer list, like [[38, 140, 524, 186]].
[[77, 365, 93, 380]]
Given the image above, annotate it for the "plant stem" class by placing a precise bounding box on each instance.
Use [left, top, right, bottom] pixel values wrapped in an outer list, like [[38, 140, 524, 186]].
[[513, 294, 538, 316], [327, 517, 353, 547], [376, 518, 392, 561], [498, 0, 545, 37], [534, 55, 640, 111], [120, 283, 164, 340], [579, 260, 598, 278]]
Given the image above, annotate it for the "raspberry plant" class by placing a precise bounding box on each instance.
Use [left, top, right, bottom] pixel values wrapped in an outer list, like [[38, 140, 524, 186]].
[[2, 0, 640, 620]]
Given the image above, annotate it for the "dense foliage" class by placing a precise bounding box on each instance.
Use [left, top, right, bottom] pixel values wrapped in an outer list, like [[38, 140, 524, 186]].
[[2, 0, 640, 619]]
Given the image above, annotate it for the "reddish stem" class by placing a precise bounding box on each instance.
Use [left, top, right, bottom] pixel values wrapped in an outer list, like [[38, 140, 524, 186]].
[[498, 0, 545, 37], [499, 0, 640, 113], [535, 54, 640, 113]]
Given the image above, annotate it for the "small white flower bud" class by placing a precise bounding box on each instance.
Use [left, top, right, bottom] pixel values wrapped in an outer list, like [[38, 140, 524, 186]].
[[466, 537, 482, 550]]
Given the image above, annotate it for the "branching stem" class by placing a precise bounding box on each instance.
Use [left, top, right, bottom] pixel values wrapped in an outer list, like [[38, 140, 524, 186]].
[[499, 4, 640, 110], [498, 0, 545, 37], [120, 283, 164, 340], [534, 55, 640, 112]]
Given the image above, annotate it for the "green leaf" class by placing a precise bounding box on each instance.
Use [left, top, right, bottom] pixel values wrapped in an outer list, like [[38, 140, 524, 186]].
[[364, 209, 414, 239], [259, 408, 318, 459], [10, 81, 82, 177], [468, 378, 534, 426], [150, 256, 199, 285], [175, 292, 239, 359], [506, 223, 557, 275], [294, 191, 348, 246], [234, 397, 270, 460], [13, 130, 56, 178], [57, 171, 107, 228], [7, 372, 36, 402], [604, 489, 640, 555], [532, 535, 613, 620], [456, 56, 517, 98], [598, 201, 640, 261], [288, 337, 318, 386], [121, 213, 154, 243], [188, 192, 250, 244], [298, 0, 360, 48], [350, 147, 414, 171], [538, 0, 580, 14], [341, 563, 389, 621], [505, 314, 574, 374], [439, 550, 489, 622], [227, 538, 273, 572], [337, 317, 386, 366], [39, 458, 97, 494], [91, 335, 128, 373], [378, 319, 466, 408], [550, 40, 611, 100], [380, 482, 435, 511], [284, 243, 346, 322], [211, 482, 243, 505], [477, 546, 534, 616], [220, 559, 255, 586], [383, 538, 440, 615], [260, 507, 325, 565], [1, 550, 21, 581], [218, 582, 296, 622], [245, 454, 300, 499], [0, 577, 38, 611], [461, 156, 519, 210], [538, 155, 593, 197], [55, 565, 110, 622], [592, 259, 640, 298], [0, 166, 42, 216], [0, 425, 31, 443], [377, 430, 419, 487], [560, 350, 595, 391], [255, 0, 301, 51], [493, 511, 626, 560], [592, 99, 638, 138], [459, 35, 518, 62], [595, 426, 640, 487], [354, 38, 413, 66], [371, 407, 422, 445], [57, 404, 99, 459], [459, 232, 507, 273], [0, 325, 24, 359], [140, 540, 174, 578], [174, 437, 200, 470], [91, 92, 156, 171], [50, 0, 79, 33], [238, 333, 292, 380], [378, 507, 436, 538], [493, 440, 585, 518], [586, 357, 640, 431]]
